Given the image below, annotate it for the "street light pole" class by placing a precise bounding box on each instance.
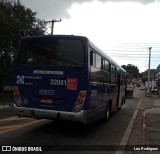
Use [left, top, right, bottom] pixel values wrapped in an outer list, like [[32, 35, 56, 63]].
[[147, 47, 152, 95]]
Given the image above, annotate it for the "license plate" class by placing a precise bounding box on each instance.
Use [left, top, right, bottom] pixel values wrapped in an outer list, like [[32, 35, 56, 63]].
[[41, 98, 53, 104]]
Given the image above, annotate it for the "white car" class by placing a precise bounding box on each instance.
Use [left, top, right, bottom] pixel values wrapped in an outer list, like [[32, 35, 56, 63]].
[[150, 87, 157, 93]]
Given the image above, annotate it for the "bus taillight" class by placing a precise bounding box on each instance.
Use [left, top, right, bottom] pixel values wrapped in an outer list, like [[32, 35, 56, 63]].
[[77, 98, 84, 104], [73, 90, 87, 112], [13, 86, 22, 107], [79, 91, 86, 98]]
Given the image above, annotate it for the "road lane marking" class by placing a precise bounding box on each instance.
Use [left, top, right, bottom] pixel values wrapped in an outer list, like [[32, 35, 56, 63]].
[[0, 116, 45, 135]]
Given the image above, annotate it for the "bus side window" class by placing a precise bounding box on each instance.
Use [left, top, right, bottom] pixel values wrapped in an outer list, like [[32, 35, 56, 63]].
[[109, 62, 111, 73], [111, 64, 116, 83], [101, 58, 104, 70], [96, 54, 101, 69], [115, 67, 117, 82], [111, 64, 113, 74], [104, 59, 109, 72], [90, 50, 95, 66]]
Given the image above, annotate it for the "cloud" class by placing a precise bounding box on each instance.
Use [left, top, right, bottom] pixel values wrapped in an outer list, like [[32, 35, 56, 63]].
[[21, 0, 156, 20]]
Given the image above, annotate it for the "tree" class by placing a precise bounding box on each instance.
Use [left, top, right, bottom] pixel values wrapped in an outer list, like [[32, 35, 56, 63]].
[[0, 0, 47, 95], [156, 64, 160, 74], [141, 69, 156, 84], [121, 64, 140, 78]]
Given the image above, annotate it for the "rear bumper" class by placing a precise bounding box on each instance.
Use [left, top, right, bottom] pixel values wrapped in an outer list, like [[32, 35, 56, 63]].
[[12, 104, 88, 124]]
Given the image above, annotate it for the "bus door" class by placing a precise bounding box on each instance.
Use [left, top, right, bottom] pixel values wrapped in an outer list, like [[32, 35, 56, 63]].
[[89, 51, 103, 121]]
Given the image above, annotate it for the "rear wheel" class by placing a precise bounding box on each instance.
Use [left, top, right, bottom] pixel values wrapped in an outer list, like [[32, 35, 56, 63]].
[[118, 105, 121, 111]]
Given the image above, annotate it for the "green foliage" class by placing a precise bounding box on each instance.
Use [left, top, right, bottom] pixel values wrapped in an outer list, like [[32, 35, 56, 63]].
[[121, 64, 140, 78], [142, 69, 156, 82], [0, 0, 46, 81], [156, 64, 160, 73]]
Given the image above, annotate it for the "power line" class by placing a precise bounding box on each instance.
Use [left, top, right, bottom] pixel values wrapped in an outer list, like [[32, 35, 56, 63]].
[[103, 49, 160, 52], [106, 52, 160, 55]]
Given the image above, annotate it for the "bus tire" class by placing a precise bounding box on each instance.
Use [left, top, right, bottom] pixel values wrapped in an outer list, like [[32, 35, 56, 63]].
[[118, 105, 121, 111], [118, 97, 124, 110], [117, 99, 122, 111]]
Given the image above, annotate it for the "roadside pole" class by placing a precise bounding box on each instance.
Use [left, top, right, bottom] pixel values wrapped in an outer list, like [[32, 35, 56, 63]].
[[146, 47, 152, 97], [45, 19, 61, 35]]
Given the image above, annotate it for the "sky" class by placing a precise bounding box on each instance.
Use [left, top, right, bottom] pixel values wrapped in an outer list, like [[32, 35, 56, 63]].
[[20, 0, 160, 73]]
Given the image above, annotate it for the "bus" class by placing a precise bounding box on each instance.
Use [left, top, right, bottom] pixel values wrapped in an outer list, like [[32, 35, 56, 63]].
[[13, 35, 126, 124]]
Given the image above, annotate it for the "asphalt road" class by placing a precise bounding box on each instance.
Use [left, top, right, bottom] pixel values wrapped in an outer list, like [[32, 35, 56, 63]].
[[0, 88, 145, 154]]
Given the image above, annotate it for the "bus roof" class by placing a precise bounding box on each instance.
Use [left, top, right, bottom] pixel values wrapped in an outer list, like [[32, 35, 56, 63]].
[[20, 34, 126, 73], [20, 34, 88, 40]]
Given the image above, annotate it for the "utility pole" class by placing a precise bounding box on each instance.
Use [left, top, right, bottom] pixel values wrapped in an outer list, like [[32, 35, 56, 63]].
[[45, 19, 61, 35], [147, 47, 152, 96]]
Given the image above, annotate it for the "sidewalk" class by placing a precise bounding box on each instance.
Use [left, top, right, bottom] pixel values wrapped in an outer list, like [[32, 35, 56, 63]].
[[125, 93, 160, 154]]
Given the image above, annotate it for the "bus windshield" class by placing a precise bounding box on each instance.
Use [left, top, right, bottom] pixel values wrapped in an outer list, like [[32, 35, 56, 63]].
[[17, 38, 84, 67]]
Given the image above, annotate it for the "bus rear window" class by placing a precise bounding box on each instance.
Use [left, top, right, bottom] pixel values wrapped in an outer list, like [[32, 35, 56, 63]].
[[17, 38, 84, 67]]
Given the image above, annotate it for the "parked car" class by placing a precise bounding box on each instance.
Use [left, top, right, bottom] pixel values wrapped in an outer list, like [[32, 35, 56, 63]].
[[126, 84, 134, 98], [150, 87, 157, 93]]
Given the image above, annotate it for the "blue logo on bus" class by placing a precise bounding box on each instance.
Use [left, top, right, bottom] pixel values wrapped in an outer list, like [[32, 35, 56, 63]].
[[17, 75, 25, 84]]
